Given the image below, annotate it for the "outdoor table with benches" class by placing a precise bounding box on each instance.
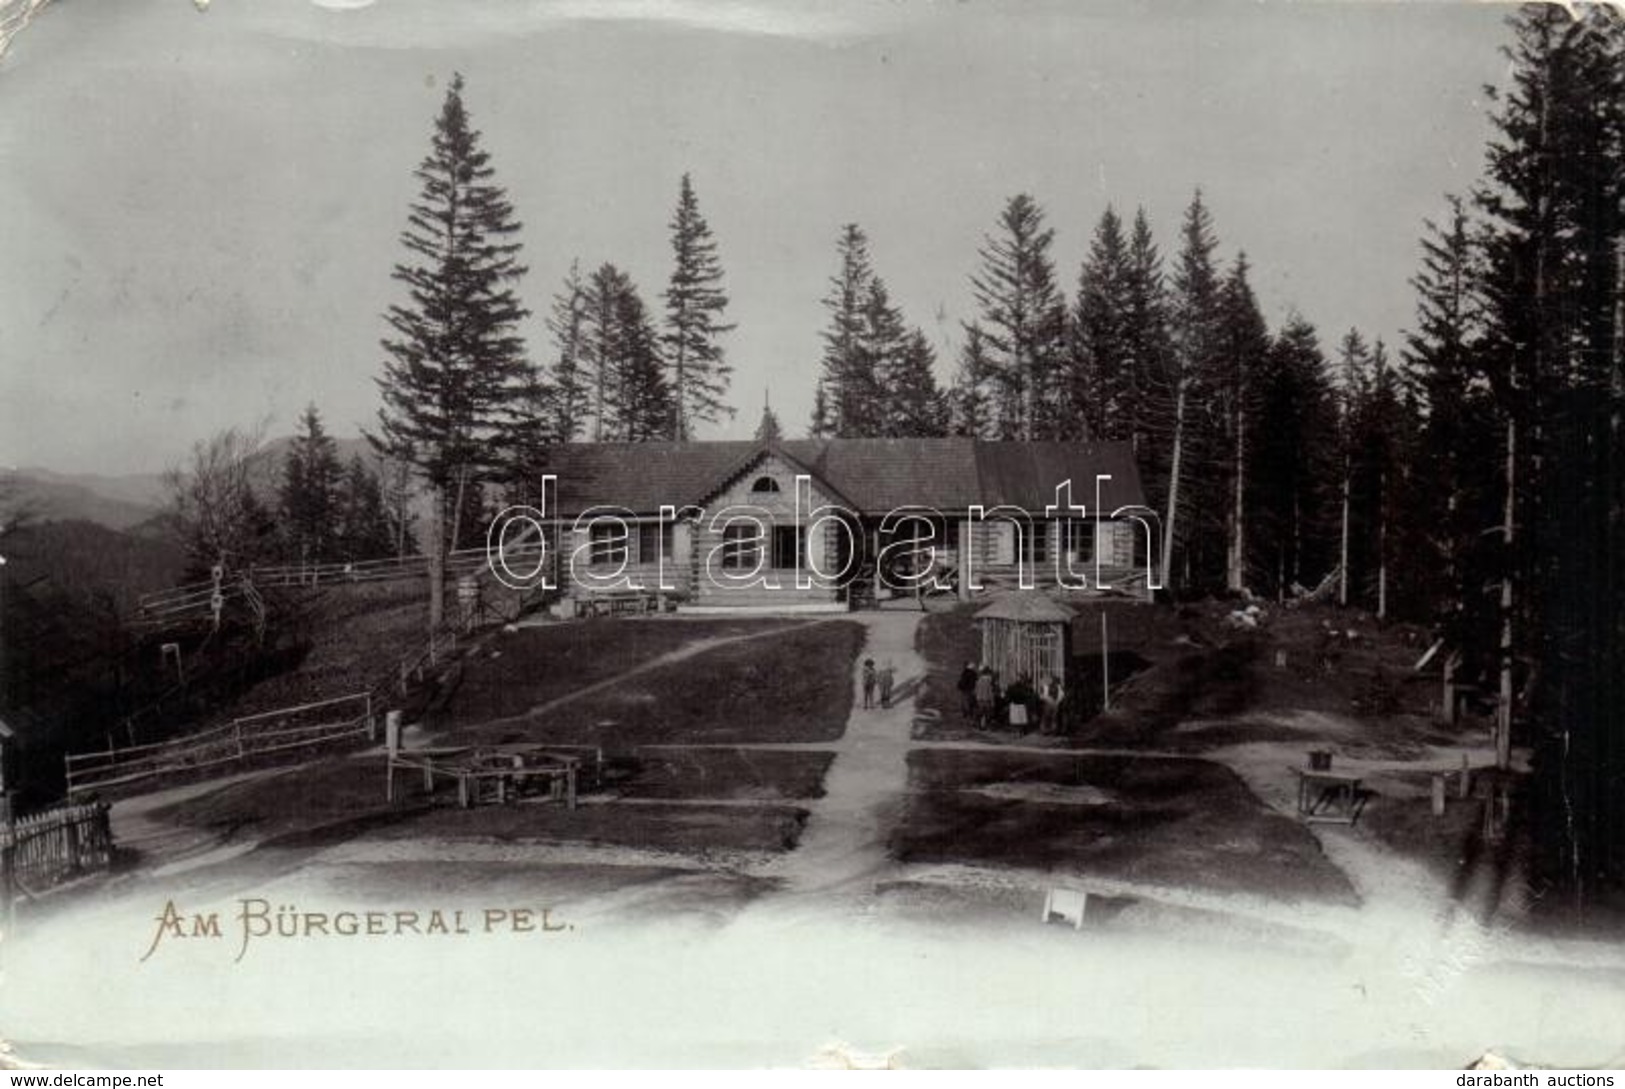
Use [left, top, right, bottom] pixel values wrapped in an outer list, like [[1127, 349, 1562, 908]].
[[386, 744, 580, 810], [1292, 767, 1364, 824]]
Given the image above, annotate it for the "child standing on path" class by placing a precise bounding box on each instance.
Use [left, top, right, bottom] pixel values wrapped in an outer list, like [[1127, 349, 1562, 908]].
[[878, 660, 897, 708], [861, 657, 877, 709]]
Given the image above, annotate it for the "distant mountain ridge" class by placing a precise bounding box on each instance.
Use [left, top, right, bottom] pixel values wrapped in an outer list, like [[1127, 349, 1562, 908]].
[[7, 433, 378, 532]]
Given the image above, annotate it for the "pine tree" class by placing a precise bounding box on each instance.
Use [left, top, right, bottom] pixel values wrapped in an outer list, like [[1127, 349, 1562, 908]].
[[583, 264, 672, 442], [754, 398, 784, 443], [809, 380, 834, 438], [1124, 208, 1178, 518], [1249, 316, 1339, 599], [1403, 194, 1495, 649], [1214, 253, 1270, 592], [369, 73, 533, 628], [970, 194, 1068, 440], [546, 260, 592, 443], [662, 173, 735, 439], [1068, 205, 1133, 441], [816, 225, 882, 437], [1468, 4, 1625, 895], [336, 455, 394, 561], [860, 276, 910, 435], [279, 403, 342, 565], [616, 280, 676, 442], [1334, 328, 1372, 607], [883, 329, 950, 437], [1162, 191, 1224, 589], [950, 323, 996, 438]]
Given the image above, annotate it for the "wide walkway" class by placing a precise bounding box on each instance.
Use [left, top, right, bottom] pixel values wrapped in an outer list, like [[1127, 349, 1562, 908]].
[[755, 610, 925, 907]]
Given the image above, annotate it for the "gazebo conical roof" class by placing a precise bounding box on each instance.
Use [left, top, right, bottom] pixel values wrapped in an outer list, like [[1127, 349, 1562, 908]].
[[974, 589, 1077, 624]]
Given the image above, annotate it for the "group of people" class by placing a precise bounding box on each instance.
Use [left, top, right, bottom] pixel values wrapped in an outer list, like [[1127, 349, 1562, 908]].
[[860, 657, 899, 709], [958, 662, 1067, 734], [857, 654, 1066, 733]]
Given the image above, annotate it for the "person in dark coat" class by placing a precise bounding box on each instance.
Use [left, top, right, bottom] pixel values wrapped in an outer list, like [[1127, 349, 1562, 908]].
[[973, 666, 996, 729], [957, 662, 979, 720], [861, 658, 877, 709]]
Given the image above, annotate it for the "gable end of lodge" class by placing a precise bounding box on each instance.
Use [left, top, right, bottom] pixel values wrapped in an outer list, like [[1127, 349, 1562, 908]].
[[491, 438, 1157, 611]]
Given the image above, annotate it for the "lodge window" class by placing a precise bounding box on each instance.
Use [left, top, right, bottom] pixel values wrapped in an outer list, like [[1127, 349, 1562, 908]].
[[635, 521, 673, 563], [1020, 519, 1049, 565], [721, 523, 765, 569], [589, 521, 628, 565], [751, 476, 781, 494], [771, 525, 803, 570], [1062, 518, 1095, 563]]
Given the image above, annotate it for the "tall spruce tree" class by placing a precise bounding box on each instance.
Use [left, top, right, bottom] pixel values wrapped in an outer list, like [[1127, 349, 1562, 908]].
[[583, 264, 672, 442], [1163, 191, 1225, 589], [336, 455, 395, 561], [370, 73, 533, 628], [1403, 194, 1496, 653], [662, 174, 735, 439], [279, 403, 342, 565], [546, 260, 592, 444], [1249, 316, 1339, 599], [1123, 208, 1177, 481], [1468, 4, 1625, 899], [816, 225, 882, 437], [969, 194, 1068, 440], [1215, 253, 1271, 592], [950, 323, 996, 438], [1069, 205, 1133, 442], [883, 328, 950, 437]]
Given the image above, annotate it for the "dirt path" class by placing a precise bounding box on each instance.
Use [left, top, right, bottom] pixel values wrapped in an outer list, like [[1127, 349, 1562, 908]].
[[753, 610, 925, 908]]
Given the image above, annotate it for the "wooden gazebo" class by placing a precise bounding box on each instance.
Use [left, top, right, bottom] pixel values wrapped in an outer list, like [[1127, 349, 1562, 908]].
[[974, 590, 1076, 687]]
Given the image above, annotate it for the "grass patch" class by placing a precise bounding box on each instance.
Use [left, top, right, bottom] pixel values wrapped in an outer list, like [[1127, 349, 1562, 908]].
[[380, 801, 809, 854], [891, 749, 1356, 906], [152, 745, 825, 858], [611, 749, 835, 801], [438, 616, 805, 725], [225, 581, 431, 717], [446, 619, 864, 748]]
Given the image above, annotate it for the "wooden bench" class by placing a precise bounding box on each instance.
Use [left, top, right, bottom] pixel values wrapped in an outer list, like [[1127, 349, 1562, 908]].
[[573, 590, 661, 618]]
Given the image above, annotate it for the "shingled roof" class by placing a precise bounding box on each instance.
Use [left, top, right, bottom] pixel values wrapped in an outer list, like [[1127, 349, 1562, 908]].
[[541, 438, 1144, 516]]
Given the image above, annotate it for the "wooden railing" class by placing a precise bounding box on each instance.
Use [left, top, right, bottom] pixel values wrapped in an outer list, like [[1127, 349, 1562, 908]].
[[1, 802, 114, 896], [64, 692, 376, 800], [136, 543, 552, 618]]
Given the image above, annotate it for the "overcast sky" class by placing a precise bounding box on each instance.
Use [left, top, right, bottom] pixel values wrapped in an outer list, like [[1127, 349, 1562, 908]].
[[0, 0, 1512, 475]]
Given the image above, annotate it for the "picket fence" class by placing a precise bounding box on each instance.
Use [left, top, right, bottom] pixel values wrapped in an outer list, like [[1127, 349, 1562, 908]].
[[1, 802, 114, 896]]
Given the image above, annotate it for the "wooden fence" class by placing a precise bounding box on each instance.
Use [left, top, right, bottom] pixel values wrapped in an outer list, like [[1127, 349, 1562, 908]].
[[136, 542, 552, 619], [1, 802, 114, 897], [64, 691, 377, 799]]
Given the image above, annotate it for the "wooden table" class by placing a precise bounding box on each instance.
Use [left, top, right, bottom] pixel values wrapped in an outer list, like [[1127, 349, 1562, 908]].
[[1293, 768, 1364, 824]]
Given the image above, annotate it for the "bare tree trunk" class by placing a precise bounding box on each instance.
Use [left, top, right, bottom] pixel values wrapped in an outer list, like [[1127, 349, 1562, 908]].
[[1228, 397, 1247, 592], [1339, 459, 1351, 607], [450, 464, 469, 555], [1497, 416, 1516, 771], [426, 485, 446, 632], [1377, 464, 1388, 620], [1160, 379, 1187, 592]]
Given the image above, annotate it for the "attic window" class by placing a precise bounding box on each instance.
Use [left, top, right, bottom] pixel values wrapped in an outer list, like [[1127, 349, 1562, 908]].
[[751, 475, 781, 494]]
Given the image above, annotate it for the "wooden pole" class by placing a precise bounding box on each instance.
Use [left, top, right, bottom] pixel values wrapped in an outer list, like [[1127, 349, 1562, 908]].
[[1100, 611, 1111, 712]]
